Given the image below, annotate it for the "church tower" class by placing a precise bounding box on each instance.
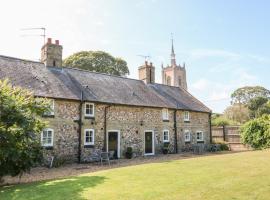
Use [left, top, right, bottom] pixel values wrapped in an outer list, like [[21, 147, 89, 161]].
[[162, 38, 187, 90]]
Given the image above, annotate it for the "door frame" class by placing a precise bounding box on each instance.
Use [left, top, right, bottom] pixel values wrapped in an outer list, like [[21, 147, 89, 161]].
[[144, 130, 155, 156], [107, 130, 120, 158]]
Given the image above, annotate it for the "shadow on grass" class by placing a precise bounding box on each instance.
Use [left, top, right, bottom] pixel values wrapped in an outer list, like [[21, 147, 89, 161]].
[[0, 175, 106, 200]]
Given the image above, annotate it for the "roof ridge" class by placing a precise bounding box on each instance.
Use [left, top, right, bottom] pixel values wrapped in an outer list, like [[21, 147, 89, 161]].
[[0, 54, 42, 64], [62, 66, 143, 82]]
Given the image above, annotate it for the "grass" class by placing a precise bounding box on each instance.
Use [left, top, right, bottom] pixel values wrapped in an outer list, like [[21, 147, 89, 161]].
[[1, 150, 270, 200]]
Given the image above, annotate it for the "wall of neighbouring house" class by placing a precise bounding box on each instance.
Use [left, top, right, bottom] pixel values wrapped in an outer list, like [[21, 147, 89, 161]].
[[42, 99, 210, 162]]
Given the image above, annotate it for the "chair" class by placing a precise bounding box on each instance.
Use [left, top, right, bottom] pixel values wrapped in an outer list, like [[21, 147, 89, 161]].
[[100, 152, 110, 166]]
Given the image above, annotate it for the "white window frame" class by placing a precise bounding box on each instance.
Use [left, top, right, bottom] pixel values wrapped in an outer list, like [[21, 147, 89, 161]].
[[184, 111, 190, 122], [85, 103, 94, 117], [184, 130, 191, 142], [162, 108, 169, 120], [41, 128, 54, 147], [84, 129, 95, 145], [163, 130, 170, 142], [196, 131, 204, 142]]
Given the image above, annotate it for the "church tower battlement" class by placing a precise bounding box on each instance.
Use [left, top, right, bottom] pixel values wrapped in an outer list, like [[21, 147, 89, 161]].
[[162, 38, 187, 90]]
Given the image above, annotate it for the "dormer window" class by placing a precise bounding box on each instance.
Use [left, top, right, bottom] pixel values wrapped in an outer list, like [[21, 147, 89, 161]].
[[44, 99, 55, 116], [162, 108, 169, 120], [184, 111, 190, 122], [85, 103, 94, 117]]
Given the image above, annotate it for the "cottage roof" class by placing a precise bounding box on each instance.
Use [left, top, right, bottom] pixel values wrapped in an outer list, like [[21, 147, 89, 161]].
[[0, 55, 211, 113]]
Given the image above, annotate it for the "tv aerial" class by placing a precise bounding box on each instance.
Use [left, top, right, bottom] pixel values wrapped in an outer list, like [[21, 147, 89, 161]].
[[137, 54, 151, 62], [20, 27, 46, 44]]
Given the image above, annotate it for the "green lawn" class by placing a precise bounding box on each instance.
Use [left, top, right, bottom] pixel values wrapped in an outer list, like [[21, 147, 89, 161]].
[[1, 150, 270, 200]]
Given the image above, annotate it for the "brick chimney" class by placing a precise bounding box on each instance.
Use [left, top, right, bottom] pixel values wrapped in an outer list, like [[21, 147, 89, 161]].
[[41, 38, 63, 67], [138, 61, 155, 84]]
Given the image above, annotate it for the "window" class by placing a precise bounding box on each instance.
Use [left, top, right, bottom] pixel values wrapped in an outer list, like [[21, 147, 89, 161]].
[[184, 130, 191, 142], [163, 130, 169, 142], [85, 103, 94, 117], [178, 77, 181, 86], [196, 131, 204, 142], [166, 76, 171, 86], [44, 99, 55, 116], [41, 128, 54, 147], [84, 129, 94, 145], [184, 111, 190, 121], [162, 108, 169, 120]]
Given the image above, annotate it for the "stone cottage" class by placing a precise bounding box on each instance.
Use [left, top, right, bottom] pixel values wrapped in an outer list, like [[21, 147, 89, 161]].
[[0, 38, 211, 162]]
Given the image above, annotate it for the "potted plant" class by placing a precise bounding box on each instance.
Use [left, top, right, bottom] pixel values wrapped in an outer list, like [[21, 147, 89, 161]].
[[162, 142, 170, 154], [125, 147, 133, 159]]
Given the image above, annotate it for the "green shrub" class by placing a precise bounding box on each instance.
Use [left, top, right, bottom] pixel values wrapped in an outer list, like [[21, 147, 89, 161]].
[[162, 142, 170, 154], [212, 116, 238, 126], [240, 114, 270, 149], [125, 147, 133, 159]]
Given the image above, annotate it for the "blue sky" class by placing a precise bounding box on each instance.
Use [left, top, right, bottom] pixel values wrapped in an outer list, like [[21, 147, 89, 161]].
[[0, 0, 269, 113]]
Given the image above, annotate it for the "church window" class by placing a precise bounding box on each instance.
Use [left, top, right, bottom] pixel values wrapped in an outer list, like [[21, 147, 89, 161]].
[[166, 76, 171, 86]]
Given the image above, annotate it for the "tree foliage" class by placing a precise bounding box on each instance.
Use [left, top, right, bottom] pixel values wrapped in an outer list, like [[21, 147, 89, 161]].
[[223, 104, 250, 124], [0, 79, 49, 181], [248, 97, 270, 118], [63, 51, 129, 76], [240, 114, 270, 149], [231, 86, 270, 105]]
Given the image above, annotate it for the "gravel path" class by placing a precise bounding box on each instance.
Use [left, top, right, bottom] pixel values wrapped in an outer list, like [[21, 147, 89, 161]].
[[2, 152, 233, 186]]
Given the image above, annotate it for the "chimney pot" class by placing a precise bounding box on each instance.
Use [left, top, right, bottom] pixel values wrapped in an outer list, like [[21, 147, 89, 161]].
[[47, 38, 52, 44], [55, 40, 59, 45]]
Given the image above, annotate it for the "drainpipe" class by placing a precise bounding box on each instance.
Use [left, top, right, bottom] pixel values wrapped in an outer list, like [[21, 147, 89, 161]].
[[209, 113, 212, 144], [77, 91, 83, 163], [174, 110, 178, 153], [104, 105, 111, 151]]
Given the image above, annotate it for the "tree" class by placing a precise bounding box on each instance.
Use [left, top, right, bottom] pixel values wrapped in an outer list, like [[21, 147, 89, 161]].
[[248, 97, 270, 118], [211, 113, 238, 126], [240, 114, 270, 149], [63, 51, 129, 76], [231, 86, 270, 105], [0, 79, 49, 182], [223, 104, 250, 124]]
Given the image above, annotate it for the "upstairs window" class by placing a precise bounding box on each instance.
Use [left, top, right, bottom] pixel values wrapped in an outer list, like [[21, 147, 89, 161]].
[[184, 130, 191, 142], [84, 129, 95, 145], [163, 130, 170, 142], [162, 108, 169, 120], [85, 103, 94, 117], [44, 99, 55, 116], [196, 131, 204, 142], [184, 111, 190, 122], [41, 128, 54, 147]]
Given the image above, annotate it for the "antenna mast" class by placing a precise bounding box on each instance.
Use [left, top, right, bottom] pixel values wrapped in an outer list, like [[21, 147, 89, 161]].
[[137, 54, 151, 62], [20, 27, 46, 44]]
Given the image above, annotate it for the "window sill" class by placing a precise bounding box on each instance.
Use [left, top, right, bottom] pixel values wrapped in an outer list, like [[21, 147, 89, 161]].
[[84, 144, 95, 148], [184, 120, 190, 123], [197, 141, 204, 144], [42, 114, 55, 118], [84, 116, 95, 120], [185, 141, 191, 144], [163, 141, 170, 143], [43, 146, 54, 150], [162, 119, 169, 122]]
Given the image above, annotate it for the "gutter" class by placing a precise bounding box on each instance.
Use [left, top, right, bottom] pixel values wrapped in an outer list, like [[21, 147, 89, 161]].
[[209, 113, 212, 144], [77, 90, 83, 163], [104, 105, 111, 151], [174, 110, 178, 153]]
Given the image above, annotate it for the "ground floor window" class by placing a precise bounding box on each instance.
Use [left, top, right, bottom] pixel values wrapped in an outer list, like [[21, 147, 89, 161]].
[[163, 130, 169, 142], [196, 131, 204, 142], [184, 130, 191, 142], [84, 129, 95, 145], [41, 128, 54, 147]]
